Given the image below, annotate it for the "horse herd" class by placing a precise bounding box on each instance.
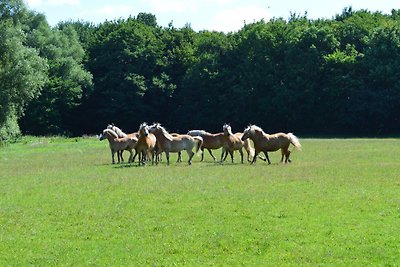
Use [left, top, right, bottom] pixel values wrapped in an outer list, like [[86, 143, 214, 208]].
[[99, 123, 302, 166]]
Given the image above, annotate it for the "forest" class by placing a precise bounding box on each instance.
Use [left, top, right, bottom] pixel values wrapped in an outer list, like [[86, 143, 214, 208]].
[[1, 0, 400, 141]]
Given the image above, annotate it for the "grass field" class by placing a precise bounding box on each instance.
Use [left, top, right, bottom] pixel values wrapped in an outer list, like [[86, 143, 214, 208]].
[[0, 137, 399, 265]]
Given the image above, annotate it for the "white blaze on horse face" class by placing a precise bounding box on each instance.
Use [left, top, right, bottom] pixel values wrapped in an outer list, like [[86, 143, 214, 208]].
[[223, 124, 233, 135]]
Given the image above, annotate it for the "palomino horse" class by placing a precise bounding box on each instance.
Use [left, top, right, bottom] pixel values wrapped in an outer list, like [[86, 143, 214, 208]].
[[133, 123, 157, 165], [220, 124, 255, 164], [187, 130, 224, 161], [148, 123, 203, 165], [107, 124, 140, 162], [241, 125, 302, 164], [99, 128, 138, 164]]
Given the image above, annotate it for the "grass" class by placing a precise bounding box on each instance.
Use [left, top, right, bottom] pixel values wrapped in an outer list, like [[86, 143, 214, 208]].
[[0, 137, 399, 265]]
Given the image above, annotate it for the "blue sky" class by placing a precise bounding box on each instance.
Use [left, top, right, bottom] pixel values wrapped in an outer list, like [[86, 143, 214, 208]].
[[25, 0, 400, 32]]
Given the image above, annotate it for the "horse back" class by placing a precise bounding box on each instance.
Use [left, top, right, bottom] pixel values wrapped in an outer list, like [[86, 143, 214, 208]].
[[201, 133, 224, 149], [262, 133, 291, 151]]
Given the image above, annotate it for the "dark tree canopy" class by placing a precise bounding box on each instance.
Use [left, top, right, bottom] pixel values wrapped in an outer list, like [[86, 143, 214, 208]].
[[1, 6, 400, 140]]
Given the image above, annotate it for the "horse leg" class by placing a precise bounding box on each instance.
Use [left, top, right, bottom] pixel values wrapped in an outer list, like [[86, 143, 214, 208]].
[[200, 147, 204, 161], [128, 149, 133, 163], [264, 151, 271, 164], [187, 149, 194, 165], [223, 150, 229, 161], [120, 150, 124, 163], [151, 150, 155, 165], [208, 149, 216, 161], [111, 149, 117, 164], [229, 150, 234, 163], [132, 150, 138, 162], [285, 150, 291, 163], [239, 148, 244, 164], [117, 151, 121, 164], [137, 151, 141, 166], [220, 148, 225, 164], [251, 150, 259, 164], [141, 151, 147, 165], [177, 151, 182, 163], [166, 151, 170, 165]]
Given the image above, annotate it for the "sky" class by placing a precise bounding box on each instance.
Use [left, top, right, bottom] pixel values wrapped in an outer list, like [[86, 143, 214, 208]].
[[24, 0, 400, 32]]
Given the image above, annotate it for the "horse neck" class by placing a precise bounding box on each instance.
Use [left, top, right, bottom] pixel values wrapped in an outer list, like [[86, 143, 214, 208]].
[[105, 133, 117, 142], [149, 129, 164, 141], [252, 131, 267, 143], [160, 128, 174, 141]]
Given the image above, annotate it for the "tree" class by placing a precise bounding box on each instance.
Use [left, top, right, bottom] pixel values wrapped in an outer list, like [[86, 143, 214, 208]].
[[0, 2, 47, 141], [19, 13, 93, 135]]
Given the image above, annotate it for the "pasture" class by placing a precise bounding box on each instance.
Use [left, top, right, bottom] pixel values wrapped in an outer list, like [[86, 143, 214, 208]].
[[0, 137, 399, 265]]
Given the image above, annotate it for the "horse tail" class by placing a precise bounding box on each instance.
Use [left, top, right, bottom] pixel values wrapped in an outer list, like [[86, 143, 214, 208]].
[[193, 136, 203, 155], [287, 133, 302, 151]]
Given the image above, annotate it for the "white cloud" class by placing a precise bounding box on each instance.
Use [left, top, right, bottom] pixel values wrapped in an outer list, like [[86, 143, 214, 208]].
[[47, 0, 80, 6], [146, 0, 195, 13], [25, 0, 80, 7], [25, 0, 43, 8], [210, 5, 271, 32], [78, 4, 136, 21]]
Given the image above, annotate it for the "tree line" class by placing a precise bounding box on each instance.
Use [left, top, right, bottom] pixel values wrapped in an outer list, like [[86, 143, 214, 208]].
[[1, 0, 400, 142]]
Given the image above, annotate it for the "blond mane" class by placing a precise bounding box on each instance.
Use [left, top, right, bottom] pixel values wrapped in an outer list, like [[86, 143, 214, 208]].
[[103, 128, 119, 139], [157, 124, 174, 141], [244, 124, 265, 136], [107, 124, 127, 138]]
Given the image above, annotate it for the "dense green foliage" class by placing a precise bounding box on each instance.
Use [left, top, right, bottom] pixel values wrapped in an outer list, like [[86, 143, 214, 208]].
[[0, 0, 47, 140], [1, 1, 400, 140], [0, 0, 91, 140], [1, 137, 399, 264]]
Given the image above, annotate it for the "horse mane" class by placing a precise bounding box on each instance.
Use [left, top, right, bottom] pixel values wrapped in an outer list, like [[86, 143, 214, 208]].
[[249, 124, 265, 135], [187, 130, 209, 136], [107, 124, 127, 137], [157, 124, 174, 141], [103, 128, 119, 139]]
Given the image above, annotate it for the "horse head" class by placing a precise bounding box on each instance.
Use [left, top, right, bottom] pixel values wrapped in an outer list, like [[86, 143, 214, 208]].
[[223, 123, 232, 136], [241, 125, 252, 141], [148, 122, 160, 133], [139, 122, 149, 137], [99, 132, 106, 140]]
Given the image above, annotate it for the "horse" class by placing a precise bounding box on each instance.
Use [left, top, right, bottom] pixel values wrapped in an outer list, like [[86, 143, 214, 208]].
[[99, 128, 138, 164], [148, 123, 203, 165], [107, 123, 140, 161], [133, 122, 157, 166], [187, 130, 225, 161], [241, 125, 302, 164], [220, 124, 254, 164]]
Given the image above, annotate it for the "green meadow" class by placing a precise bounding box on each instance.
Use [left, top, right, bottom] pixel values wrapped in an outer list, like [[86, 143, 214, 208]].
[[0, 137, 399, 265]]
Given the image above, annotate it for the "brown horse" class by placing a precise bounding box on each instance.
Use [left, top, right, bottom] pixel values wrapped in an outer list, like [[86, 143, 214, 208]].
[[148, 123, 203, 165], [134, 123, 157, 165], [187, 130, 225, 161], [99, 128, 138, 164], [241, 125, 302, 164]]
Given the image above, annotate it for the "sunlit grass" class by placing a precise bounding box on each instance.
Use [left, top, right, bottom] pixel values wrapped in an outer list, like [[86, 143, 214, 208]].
[[0, 137, 399, 265]]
